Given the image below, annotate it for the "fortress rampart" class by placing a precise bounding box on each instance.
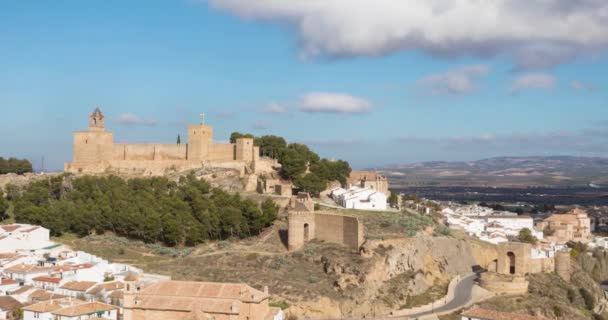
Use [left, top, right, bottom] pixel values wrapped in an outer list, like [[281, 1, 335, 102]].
[[288, 209, 364, 251], [65, 108, 267, 175]]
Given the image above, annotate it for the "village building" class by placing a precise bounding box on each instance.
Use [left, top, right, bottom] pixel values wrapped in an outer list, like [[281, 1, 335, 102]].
[[32, 276, 62, 291], [86, 281, 125, 303], [65, 107, 277, 176], [59, 281, 98, 298], [0, 278, 18, 295], [445, 212, 543, 245], [23, 298, 118, 320], [347, 171, 389, 196], [0, 224, 52, 253], [537, 208, 592, 243], [27, 289, 69, 304], [123, 277, 283, 320], [331, 186, 387, 210], [4, 264, 55, 285], [0, 296, 23, 320]]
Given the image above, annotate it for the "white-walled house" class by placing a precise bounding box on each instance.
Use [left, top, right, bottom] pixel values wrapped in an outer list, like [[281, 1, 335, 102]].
[[31, 276, 62, 291], [0, 224, 53, 253], [0, 278, 19, 295], [4, 264, 55, 285], [59, 281, 98, 298], [332, 186, 387, 210]]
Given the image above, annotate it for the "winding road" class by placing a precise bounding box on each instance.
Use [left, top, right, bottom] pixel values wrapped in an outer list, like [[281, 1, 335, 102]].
[[404, 273, 478, 319]]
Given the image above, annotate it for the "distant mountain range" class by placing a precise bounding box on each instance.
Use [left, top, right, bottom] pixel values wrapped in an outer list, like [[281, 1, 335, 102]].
[[380, 156, 608, 187]]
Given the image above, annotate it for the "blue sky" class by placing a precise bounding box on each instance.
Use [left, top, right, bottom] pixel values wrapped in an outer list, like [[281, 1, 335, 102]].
[[0, 0, 607, 170]]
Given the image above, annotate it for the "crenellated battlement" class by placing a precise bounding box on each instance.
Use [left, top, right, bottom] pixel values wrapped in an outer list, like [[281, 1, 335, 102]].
[[65, 107, 268, 176]]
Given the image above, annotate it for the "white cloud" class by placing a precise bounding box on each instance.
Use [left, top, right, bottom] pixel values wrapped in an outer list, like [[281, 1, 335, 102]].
[[115, 113, 158, 126], [571, 80, 597, 91], [263, 103, 288, 114], [300, 92, 372, 114], [209, 0, 608, 69], [417, 64, 490, 95], [252, 121, 271, 130], [510, 73, 556, 93]]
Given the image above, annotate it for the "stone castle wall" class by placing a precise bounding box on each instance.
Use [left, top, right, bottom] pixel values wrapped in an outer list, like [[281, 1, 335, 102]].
[[288, 211, 364, 251], [208, 144, 235, 161], [66, 109, 261, 175], [315, 213, 364, 250]]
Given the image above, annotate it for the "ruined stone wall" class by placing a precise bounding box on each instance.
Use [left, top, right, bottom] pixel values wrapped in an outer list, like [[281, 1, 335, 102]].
[[208, 144, 235, 161], [555, 251, 571, 281], [469, 240, 498, 270], [479, 273, 529, 295], [253, 158, 278, 175], [529, 257, 555, 274], [315, 213, 364, 251]]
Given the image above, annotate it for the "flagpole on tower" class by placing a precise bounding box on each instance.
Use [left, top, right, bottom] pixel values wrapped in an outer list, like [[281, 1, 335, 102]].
[[200, 113, 205, 125]]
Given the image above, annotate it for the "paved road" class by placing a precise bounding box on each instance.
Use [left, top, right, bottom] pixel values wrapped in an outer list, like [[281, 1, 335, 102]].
[[405, 273, 477, 319]]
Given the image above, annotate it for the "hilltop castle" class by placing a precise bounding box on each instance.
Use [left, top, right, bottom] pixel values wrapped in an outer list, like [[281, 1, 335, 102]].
[[65, 108, 275, 175]]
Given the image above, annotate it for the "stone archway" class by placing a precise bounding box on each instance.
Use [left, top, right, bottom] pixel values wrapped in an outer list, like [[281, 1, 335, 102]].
[[507, 252, 516, 274], [304, 223, 310, 242]]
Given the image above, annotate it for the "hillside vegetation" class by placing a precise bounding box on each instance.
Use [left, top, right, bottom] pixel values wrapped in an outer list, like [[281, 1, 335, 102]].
[[6, 173, 278, 246], [232, 132, 351, 195], [0, 157, 33, 174]]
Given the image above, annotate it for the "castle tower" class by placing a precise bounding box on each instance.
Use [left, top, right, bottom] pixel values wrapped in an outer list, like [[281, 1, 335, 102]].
[[71, 107, 114, 166], [287, 211, 316, 251], [187, 124, 213, 161], [235, 137, 254, 162], [89, 107, 105, 131]]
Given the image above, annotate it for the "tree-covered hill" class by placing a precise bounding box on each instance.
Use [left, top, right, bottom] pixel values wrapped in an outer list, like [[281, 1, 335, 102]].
[[6, 173, 278, 246], [231, 132, 352, 195], [0, 157, 33, 174]]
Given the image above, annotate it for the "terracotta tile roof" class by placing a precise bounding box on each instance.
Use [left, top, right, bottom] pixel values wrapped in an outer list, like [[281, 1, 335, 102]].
[[138, 280, 269, 303], [0, 253, 18, 259], [32, 276, 62, 283], [60, 281, 97, 292], [108, 290, 124, 299], [0, 235, 7, 241], [4, 263, 54, 274], [0, 296, 23, 311], [52, 301, 117, 317], [134, 296, 239, 314], [124, 271, 138, 281], [22, 298, 85, 313], [88, 281, 124, 294], [21, 226, 40, 233], [0, 278, 17, 286], [10, 285, 34, 295], [28, 290, 68, 302], [461, 307, 547, 320], [0, 225, 20, 232], [53, 263, 94, 272]]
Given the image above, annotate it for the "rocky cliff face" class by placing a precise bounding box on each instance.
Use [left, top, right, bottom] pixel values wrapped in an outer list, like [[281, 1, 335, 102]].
[[288, 235, 479, 317]]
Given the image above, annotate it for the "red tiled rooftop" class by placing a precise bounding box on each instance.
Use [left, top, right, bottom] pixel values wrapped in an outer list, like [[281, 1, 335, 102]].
[[32, 276, 62, 283]]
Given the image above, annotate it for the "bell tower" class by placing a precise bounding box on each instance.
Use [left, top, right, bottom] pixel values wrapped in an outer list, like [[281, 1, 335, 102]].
[[89, 107, 105, 131]]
